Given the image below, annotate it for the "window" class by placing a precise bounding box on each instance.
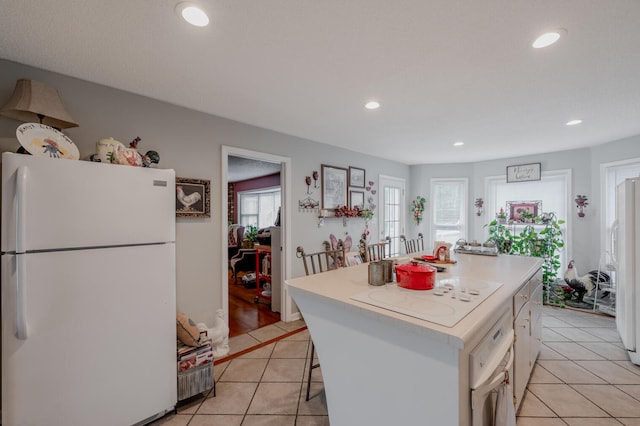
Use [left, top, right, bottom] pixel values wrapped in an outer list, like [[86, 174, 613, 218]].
[[430, 178, 468, 246], [239, 188, 281, 229]]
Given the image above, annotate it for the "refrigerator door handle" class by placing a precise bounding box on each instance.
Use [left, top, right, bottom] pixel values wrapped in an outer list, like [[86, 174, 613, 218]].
[[16, 165, 29, 339], [16, 254, 28, 339], [16, 165, 27, 254]]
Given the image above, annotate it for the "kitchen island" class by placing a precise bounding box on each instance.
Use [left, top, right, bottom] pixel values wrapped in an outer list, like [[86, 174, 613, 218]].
[[285, 253, 543, 426]]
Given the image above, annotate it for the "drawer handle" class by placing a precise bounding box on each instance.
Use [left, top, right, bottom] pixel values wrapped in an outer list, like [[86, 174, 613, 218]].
[[520, 294, 529, 299]]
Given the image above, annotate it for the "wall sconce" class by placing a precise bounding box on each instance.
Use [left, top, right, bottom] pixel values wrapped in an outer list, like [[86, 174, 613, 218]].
[[474, 198, 484, 216], [575, 195, 588, 218]]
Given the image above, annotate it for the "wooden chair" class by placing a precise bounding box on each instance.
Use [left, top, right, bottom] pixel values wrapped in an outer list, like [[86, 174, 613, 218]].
[[295, 242, 347, 401], [400, 233, 424, 254], [229, 249, 256, 284], [360, 236, 391, 262]]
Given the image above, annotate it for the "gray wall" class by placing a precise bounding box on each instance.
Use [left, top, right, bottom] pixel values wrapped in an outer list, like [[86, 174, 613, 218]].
[[0, 59, 410, 325]]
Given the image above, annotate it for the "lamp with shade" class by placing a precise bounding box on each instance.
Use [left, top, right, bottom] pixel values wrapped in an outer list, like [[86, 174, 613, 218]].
[[0, 78, 79, 130]]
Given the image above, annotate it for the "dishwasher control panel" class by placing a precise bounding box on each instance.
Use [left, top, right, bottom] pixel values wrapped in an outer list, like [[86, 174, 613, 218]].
[[469, 311, 514, 389]]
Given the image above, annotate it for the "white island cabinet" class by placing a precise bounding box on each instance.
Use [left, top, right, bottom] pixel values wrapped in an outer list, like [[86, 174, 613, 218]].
[[285, 253, 543, 426]]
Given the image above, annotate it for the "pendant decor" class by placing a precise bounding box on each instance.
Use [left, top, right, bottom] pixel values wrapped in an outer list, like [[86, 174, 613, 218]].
[[412, 196, 426, 225]]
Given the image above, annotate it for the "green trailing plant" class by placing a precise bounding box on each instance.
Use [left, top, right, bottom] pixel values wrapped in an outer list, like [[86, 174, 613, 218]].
[[485, 212, 566, 304]]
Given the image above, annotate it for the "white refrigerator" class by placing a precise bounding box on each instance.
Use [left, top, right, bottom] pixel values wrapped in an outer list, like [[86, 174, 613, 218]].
[[1, 152, 177, 425], [614, 176, 640, 365]]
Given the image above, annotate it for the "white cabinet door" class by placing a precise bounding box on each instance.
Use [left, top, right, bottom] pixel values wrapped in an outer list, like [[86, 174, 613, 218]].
[[530, 283, 543, 364]]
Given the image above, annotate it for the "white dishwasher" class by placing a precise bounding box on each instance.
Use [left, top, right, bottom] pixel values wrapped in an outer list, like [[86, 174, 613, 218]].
[[469, 310, 515, 426]]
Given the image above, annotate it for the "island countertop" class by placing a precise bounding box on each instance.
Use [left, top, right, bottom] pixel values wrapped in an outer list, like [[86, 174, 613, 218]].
[[285, 252, 543, 349]]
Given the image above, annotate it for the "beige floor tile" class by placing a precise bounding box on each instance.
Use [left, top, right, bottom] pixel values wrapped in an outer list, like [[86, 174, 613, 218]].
[[618, 419, 640, 426], [148, 413, 191, 425], [272, 340, 309, 358], [515, 418, 569, 426], [573, 384, 640, 417], [298, 383, 328, 415], [542, 316, 573, 327], [215, 361, 230, 380], [529, 364, 563, 384], [539, 344, 568, 360], [228, 333, 262, 355], [551, 327, 604, 342], [188, 414, 243, 426], [527, 384, 608, 417], [578, 342, 630, 360], [295, 415, 331, 426], [517, 390, 557, 417], [239, 343, 275, 359], [273, 319, 307, 332], [262, 358, 306, 382], [281, 328, 311, 342], [241, 415, 296, 425], [219, 358, 269, 382], [563, 419, 625, 426], [249, 324, 289, 342], [197, 382, 258, 415], [584, 327, 623, 342], [544, 342, 604, 360], [537, 360, 606, 384], [542, 328, 571, 342], [615, 360, 640, 376], [247, 382, 302, 415], [579, 361, 640, 384], [616, 385, 640, 401]]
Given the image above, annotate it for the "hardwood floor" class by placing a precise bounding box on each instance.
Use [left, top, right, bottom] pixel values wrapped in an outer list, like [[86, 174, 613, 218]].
[[228, 271, 280, 337]]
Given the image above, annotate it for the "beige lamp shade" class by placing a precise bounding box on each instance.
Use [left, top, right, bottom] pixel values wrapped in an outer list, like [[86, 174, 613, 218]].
[[0, 78, 79, 129]]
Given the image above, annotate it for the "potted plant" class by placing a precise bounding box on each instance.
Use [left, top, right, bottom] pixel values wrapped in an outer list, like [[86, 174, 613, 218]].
[[242, 225, 259, 248], [484, 219, 513, 253], [496, 208, 508, 224]]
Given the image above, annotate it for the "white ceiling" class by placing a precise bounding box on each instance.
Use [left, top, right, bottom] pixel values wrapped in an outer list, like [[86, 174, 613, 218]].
[[1, 0, 639, 165]]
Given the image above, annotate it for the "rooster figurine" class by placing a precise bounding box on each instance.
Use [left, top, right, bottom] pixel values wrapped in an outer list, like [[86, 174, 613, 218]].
[[564, 260, 610, 304]]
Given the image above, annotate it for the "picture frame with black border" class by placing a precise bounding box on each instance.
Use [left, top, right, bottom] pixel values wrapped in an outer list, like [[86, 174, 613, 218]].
[[176, 177, 211, 218], [321, 164, 348, 210], [349, 166, 366, 188]]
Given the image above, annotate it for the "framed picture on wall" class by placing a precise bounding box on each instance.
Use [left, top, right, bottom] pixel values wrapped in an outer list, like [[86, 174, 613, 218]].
[[350, 190, 365, 209], [506, 163, 541, 183], [321, 164, 348, 210], [349, 166, 366, 188], [506, 200, 541, 222], [176, 177, 211, 218]]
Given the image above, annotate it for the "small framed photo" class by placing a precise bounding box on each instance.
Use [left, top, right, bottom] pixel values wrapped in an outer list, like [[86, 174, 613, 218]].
[[350, 190, 365, 209], [176, 177, 211, 218], [321, 164, 348, 210], [506, 163, 541, 183], [349, 166, 366, 188]]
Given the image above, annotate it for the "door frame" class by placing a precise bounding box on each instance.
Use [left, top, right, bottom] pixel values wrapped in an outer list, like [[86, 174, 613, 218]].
[[378, 174, 406, 256], [221, 146, 295, 322]]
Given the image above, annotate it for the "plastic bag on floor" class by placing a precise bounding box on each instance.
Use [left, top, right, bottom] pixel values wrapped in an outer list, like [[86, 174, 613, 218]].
[[494, 382, 516, 426]]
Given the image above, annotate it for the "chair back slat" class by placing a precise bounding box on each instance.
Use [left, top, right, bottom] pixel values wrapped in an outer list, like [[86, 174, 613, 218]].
[[361, 236, 391, 262], [296, 242, 347, 276], [400, 233, 424, 254]]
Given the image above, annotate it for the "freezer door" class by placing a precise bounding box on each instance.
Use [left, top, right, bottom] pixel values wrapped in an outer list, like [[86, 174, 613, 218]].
[[1, 244, 177, 426], [616, 178, 637, 352], [2, 152, 175, 252]]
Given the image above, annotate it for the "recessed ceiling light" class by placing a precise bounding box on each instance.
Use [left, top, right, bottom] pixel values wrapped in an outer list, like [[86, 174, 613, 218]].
[[176, 2, 209, 27], [532, 31, 561, 48], [365, 101, 380, 110], [453, 141, 464, 147], [566, 119, 583, 126]]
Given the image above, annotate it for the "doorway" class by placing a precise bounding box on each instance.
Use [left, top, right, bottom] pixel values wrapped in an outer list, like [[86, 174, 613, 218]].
[[221, 146, 293, 337]]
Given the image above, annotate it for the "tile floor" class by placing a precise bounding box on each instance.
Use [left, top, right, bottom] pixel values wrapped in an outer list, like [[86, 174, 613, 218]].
[[152, 306, 640, 426]]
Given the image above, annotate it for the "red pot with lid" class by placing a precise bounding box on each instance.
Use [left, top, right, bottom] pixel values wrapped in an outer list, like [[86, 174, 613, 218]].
[[395, 262, 437, 290]]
